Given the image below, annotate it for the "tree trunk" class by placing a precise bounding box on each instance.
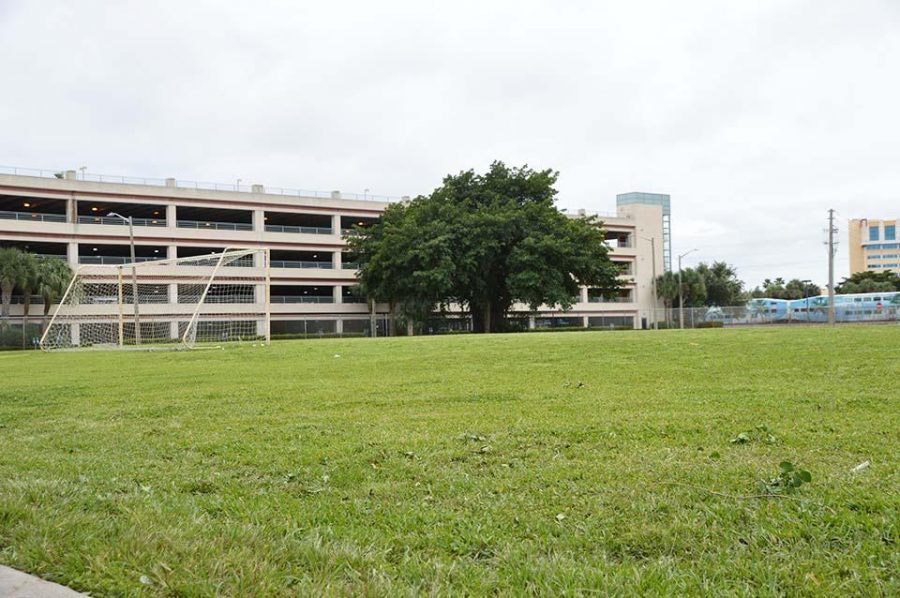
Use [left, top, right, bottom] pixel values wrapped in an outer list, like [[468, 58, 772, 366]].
[[22, 293, 31, 348], [482, 301, 492, 334], [388, 300, 396, 337], [0, 282, 12, 327], [471, 303, 485, 333], [490, 303, 506, 333], [41, 298, 52, 337]]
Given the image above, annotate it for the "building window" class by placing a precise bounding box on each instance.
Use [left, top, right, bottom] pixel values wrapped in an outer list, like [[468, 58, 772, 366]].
[[886, 225, 896, 241], [869, 226, 880, 241]]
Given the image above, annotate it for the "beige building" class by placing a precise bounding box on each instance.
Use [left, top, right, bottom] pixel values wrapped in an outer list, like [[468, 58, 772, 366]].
[[848, 218, 899, 274], [0, 168, 663, 334], [516, 202, 665, 330]]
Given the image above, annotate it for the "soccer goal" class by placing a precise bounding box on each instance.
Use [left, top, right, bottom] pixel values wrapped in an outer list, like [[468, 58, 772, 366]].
[[40, 248, 270, 350]]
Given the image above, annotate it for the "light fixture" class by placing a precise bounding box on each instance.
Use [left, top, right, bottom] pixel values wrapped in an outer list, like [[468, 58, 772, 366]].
[[91, 207, 99, 212], [358, 221, 365, 225], [153, 249, 159, 253], [312, 254, 317, 258], [92, 247, 98, 251], [152, 211, 160, 216], [23, 202, 31, 207]]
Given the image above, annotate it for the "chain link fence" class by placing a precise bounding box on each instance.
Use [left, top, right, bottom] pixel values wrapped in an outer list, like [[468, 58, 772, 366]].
[[645, 305, 900, 329]]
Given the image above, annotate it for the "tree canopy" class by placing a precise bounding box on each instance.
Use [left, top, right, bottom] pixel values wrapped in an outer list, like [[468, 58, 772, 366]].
[[835, 270, 900, 294], [751, 278, 822, 300], [655, 261, 743, 307], [348, 162, 621, 333]]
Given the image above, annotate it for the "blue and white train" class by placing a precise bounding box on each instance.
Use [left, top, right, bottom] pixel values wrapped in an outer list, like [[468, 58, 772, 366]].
[[747, 291, 900, 323]]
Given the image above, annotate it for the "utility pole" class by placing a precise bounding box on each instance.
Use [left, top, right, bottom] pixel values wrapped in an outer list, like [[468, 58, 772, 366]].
[[677, 249, 698, 329], [827, 209, 836, 326]]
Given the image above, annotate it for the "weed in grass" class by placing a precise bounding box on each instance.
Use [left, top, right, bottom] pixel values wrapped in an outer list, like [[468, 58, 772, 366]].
[[758, 461, 813, 495]]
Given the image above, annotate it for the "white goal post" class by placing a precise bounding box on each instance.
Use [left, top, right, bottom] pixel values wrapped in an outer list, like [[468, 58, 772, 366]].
[[40, 248, 271, 350]]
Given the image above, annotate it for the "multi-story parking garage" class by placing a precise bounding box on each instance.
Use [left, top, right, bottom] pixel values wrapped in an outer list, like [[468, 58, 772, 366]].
[[0, 166, 665, 335]]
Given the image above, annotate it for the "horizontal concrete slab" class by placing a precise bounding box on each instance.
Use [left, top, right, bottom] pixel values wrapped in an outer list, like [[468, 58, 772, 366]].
[[0, 566, 86, 597]]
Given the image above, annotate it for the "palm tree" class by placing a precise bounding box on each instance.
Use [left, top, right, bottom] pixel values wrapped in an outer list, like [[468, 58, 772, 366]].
[[0, 247, 27, 328], [18, 252, 39, 347], [655, 271, 679, 326], [655, 271, 679, 308], [35, 257, 73, 337]]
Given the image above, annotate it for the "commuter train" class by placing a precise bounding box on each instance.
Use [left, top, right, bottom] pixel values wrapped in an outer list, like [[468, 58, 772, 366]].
[[747, 291, 900, 323]]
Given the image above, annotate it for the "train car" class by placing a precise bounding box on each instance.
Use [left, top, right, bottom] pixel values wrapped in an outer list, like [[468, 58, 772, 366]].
[[746, 298, 791, 322], [752, 292, 900, 323]]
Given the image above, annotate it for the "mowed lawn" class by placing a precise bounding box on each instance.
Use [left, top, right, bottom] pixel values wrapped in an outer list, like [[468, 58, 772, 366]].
[[0, 327, 897, 596]]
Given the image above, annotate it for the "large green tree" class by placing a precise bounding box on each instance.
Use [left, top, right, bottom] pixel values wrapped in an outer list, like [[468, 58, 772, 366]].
[[348, 162, 621, 333], [695, 261, 745, 306]]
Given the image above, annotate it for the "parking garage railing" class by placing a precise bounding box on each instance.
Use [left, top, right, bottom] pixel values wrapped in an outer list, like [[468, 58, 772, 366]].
[[270, 296, 335, 303], [176, 219, 253, 231], [587, 295, 634, 303], [264, 224, 333, 235], [269, 260, 334, 269], [78, 215, 167, 227], [78, 256, 159, 265], [0, 210, 67, 223]]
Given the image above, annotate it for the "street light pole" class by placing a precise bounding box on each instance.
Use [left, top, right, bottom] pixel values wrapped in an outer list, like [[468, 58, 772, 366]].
[[639, 236, 658, 329], [826, 209, 836, 326], [677, 249, 698, 330], [108, 212, 141, 345], [802, 279, 811, 324]]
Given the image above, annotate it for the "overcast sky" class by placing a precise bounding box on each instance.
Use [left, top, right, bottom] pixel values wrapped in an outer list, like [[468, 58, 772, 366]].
[[2, 0, 898, 287]]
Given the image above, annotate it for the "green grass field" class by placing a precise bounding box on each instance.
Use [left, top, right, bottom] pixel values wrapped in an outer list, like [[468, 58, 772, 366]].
[[0, 327, 897, 596]]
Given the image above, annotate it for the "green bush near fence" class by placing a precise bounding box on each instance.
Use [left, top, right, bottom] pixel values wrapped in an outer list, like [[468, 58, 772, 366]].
[[0, 323, 42, 349]]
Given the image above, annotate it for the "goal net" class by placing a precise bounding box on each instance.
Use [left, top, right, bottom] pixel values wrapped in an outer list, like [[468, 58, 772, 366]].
[[40, 248, 270, 350]]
